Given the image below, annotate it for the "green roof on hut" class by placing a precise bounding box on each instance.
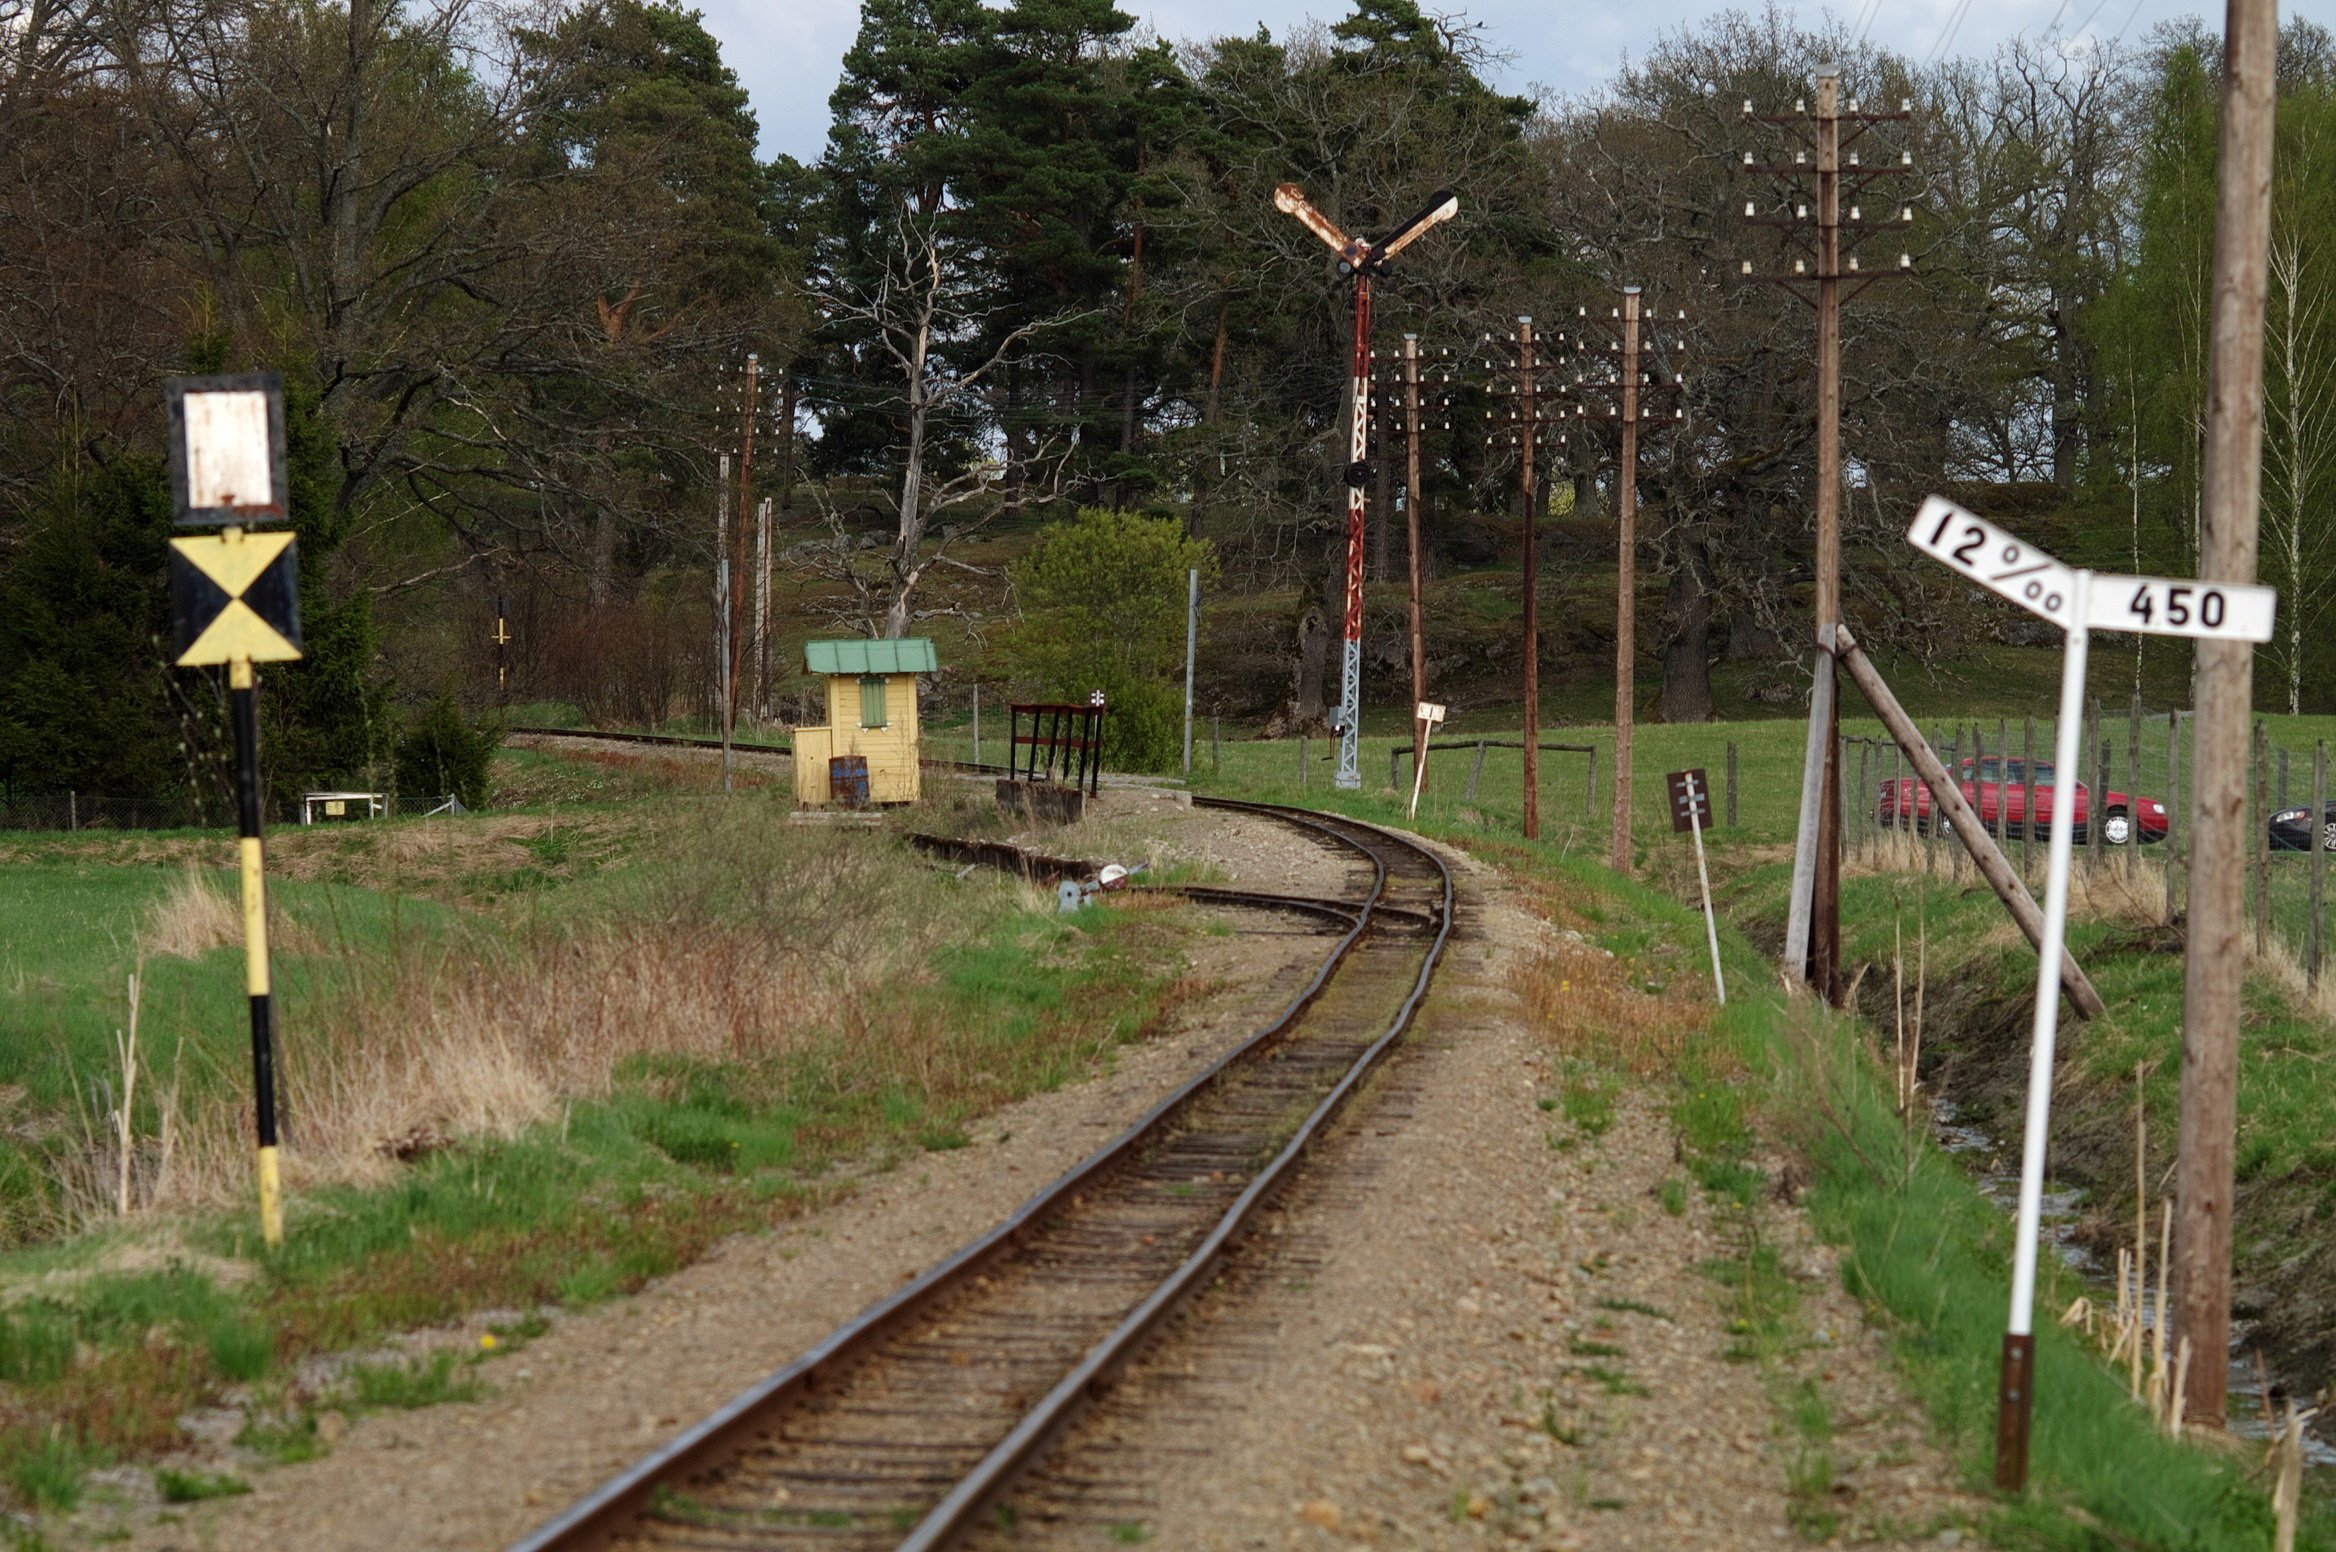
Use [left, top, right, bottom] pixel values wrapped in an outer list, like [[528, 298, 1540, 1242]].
[[803, 638, 938, 676]]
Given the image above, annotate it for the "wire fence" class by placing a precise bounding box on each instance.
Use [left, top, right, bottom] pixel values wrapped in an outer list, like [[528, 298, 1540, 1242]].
[[1843, 700, 2336, 987], [0, 791, 469, 834]]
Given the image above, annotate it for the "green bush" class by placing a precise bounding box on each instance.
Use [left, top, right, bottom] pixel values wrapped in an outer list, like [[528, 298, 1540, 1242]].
[[395, 695, 499, 809], [1005, 509, 1215, 772]]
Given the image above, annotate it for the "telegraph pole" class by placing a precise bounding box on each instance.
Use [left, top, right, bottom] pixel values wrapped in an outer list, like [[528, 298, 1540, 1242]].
[[1403, 335, 1428, 782], [2174, 0, 2281, 1428], [1275, 184, 1460, 792], [1618, 291, 1641, 875], [1570, 291, 1688, 877], [730, 353, 760, 741], [1742, 70, 1916, 998], [1376, 334, 1451, 784], [1484, 319, 1567, 841], [753, 496, 772, 722], [1520, 317, 1541, 841]]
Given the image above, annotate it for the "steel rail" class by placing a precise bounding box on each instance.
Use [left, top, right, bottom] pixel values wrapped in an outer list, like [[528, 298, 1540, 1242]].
[[892, 800, 1454, 1548], [509, 724, 1009, 775], [508, 800, 1435, 1552]]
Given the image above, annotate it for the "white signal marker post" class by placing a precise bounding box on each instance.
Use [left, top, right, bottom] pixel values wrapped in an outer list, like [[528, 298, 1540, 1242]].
[[1667, 768, 1725, 1006], [1408, 701, 1446, 819], [1905, 495, 2274, 1492]]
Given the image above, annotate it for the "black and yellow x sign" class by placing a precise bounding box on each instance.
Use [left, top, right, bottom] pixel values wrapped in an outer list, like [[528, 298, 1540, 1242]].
[[170, 530, 303, 666]]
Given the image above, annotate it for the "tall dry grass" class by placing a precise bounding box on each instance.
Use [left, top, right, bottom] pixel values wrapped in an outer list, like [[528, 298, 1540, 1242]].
[[64, 808, 1004, 1217], [1508, 931, 1712, 1076]]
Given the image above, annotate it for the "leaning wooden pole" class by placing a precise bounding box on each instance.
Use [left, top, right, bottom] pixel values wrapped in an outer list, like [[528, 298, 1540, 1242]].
[[2174, 0, 2280, 1430], [1837, 625, 2105, 1019]]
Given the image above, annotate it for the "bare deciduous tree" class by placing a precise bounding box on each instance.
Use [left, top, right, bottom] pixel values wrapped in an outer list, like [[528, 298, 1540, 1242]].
[[819, 206, 1085, 638]]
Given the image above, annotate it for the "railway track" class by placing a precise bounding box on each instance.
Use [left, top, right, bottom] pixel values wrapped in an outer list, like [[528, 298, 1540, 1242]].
[[508, 724, 1007, 775], [508, 798, 1455, 1552]]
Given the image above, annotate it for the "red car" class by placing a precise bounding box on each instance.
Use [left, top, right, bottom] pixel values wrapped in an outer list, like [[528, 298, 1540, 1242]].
[[1875, 757, 2169, 846]]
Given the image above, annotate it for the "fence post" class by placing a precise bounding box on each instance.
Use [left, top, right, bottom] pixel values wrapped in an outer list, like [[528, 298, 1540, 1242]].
[[2313, 741, 2327, 988], [1855, 740, 1870, 861], [2167, 711, 2185, 926], [1586, 744, 1597, 822], [1726, 741, 1739, 828], [1972, 722, 1987, 844], [972, 683, 981, 766], [2102, 729, 2121, 874], [67, 791, 76, 832], [1391, 745, 1401, 794], [1298, 734, 1308, 791], [1923, 729, 1939, 876], [1212, 715, 1221, 774], [1890, 744, 1902, 858], [2255, 720, 2270, 956], [1468, 741, 1487, 801], [2279, 745, 2291, 811], [2021, 716, 2036, 878]]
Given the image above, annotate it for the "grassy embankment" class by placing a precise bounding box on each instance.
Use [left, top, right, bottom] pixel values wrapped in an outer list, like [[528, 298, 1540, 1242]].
[[0, 749, 1195, 1528], [1192, 729, 2330, 1548]]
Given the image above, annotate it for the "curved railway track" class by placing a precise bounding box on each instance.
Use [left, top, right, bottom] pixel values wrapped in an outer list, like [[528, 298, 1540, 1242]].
[[508, 798, 1455, 1552], [508, 724, 1007, 775]]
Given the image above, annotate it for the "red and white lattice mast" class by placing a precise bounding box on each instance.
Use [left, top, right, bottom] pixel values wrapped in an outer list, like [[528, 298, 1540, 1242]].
[[1275, 184, 1459, 790]]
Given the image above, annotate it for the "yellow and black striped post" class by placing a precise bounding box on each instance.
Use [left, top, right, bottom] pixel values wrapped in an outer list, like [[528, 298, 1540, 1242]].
[[229, 656, 284, 1246]]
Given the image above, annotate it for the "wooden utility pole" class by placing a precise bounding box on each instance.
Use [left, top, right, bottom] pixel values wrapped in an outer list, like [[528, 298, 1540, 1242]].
[[1403, 335, 1430, 781], [1619, 293, 1641, 872], [729, 353, 761, 736], [1811, 71, 1842, 1000], [2174, 0, 2280, 1429], [753, 496, 772, 721], [1570, 289, 1686, 875], [1520, 317, 1542, 841], [1743, 70, 1915, 1000], [1482, 319, 1566, 840]]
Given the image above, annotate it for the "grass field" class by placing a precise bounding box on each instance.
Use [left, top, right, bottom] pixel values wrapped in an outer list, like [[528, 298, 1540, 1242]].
[[0, 757, 1195, 1522]]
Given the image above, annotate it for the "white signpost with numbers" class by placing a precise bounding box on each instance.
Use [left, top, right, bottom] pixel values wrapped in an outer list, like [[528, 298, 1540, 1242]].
[[1906, 495, 2275, 1490]]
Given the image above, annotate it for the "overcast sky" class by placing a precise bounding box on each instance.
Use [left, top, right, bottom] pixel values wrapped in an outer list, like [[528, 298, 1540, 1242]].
[[718, 0, 2209, 163]]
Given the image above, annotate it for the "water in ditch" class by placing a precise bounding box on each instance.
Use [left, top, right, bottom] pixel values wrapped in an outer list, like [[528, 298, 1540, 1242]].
[[1930, 1095, 2335, 1466]]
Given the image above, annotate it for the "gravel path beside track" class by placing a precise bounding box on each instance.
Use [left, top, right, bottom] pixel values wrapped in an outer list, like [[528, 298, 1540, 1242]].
[[973, 852, 1981, 1550]]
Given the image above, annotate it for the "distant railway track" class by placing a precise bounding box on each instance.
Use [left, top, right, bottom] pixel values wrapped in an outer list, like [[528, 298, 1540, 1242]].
[[508, 798, 1456, 1552], [507, 724, 1009, 775]]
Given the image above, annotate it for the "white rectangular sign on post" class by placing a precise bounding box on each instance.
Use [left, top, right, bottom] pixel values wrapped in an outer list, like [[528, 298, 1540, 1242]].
[[1903, 492, 2276, 1494], [2089, 576, 2276, 643], [1906, 496, 2077, 628]]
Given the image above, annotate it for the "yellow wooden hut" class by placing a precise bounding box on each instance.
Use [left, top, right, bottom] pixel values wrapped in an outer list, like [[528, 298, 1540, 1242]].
[[790, 638, 937, 807]]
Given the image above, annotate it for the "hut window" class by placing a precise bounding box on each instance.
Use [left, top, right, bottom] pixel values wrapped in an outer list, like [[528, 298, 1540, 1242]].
[[858, 675, 888, 728]]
